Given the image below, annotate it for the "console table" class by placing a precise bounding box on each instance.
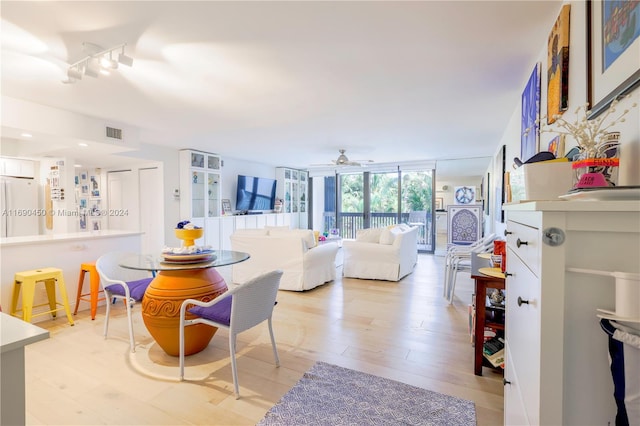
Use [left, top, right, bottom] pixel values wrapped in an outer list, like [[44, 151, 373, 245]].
[[1, 312, 49, 425]]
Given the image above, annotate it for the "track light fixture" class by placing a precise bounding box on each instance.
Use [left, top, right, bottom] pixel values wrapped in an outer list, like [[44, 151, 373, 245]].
[[63, 43, 133, 84]]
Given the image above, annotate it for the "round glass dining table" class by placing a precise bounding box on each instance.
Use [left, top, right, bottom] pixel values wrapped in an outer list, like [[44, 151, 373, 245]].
[[119, 250, 249, 357]]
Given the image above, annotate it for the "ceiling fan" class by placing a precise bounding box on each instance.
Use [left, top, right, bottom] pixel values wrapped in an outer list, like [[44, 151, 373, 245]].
[[311, 149, 374, 167]]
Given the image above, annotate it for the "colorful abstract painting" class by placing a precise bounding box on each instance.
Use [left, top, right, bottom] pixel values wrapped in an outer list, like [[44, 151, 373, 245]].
[[547, 4, 570, 124], [603, 0, 640, 71], [521, 63, 541, 163]]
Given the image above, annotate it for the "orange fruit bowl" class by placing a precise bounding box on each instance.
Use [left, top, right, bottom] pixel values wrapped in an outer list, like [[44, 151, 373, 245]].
[[175, 228, 204, 247]]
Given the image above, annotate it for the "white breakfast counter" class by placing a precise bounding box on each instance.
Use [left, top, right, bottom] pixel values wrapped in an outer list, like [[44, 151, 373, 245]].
[[0, 230, 143, 320]]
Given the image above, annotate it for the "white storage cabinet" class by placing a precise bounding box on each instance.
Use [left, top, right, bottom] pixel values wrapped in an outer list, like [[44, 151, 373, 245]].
[[503, 201, 639, 425]]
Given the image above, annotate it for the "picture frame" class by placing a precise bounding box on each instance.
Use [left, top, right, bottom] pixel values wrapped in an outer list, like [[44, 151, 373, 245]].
[[547, 134, 565, 157], [521, 63, 541, 162], [587, 0, 640, 119], [484, 172, 490, 215], [435, 197, 443, 210], [221, 199, 232, 215], [547, 4, 571, 124], [493, 145, 506, 223], [90, 175, 100, 199]]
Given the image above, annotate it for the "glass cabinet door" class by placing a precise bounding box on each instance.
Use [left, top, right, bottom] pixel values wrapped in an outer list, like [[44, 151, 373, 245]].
[[207, 173, 219, 217], [292, 181, 299, 213], [191, 152, 205, 168], [285, 181, 292, 213], [191, 171, 205, 217], [207, 155, 220, 170]]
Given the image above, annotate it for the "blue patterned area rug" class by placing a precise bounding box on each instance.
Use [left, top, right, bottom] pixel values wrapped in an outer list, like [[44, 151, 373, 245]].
[[257, 361, 476, 425]]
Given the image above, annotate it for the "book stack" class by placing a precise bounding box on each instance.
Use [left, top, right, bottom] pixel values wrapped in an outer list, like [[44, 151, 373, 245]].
[[483, 336, 505, 368]]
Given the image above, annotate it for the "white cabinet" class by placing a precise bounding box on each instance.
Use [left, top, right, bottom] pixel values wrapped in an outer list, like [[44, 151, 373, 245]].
[[1, 157, 35, 178], [276, 167, 308, 229], [503, 201, 640, 425], [179, 150, 221, 220]]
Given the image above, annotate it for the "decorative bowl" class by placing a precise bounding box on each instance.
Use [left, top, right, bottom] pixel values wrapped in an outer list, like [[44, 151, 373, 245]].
[[174, 228, 203, 247]]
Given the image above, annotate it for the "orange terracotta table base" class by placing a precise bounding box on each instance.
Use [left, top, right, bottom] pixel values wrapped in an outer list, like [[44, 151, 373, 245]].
[[141, 268, 227, 356]]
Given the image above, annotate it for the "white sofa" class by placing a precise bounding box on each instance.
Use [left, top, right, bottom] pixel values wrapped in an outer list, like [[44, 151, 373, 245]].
[[342, 224, 418, 281], [230, 227, 339, 291]]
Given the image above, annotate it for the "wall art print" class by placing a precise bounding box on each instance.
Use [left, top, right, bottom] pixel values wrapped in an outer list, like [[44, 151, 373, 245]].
[[493, 145, 506, 224], [521, 63, 541, 162], [547, 4, 571, 124], [587, 0, 640, 118], [547, 135, 566, 157]]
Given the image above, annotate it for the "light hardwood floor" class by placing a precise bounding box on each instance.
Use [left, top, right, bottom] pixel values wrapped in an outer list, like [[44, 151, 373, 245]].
[[23, 254, 504, 425]]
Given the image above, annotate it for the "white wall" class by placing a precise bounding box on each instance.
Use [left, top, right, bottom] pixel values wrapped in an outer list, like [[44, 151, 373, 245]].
[[488, 1, 640, 235]]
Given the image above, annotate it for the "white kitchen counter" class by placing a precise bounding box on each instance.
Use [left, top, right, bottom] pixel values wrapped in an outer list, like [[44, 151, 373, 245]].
[[1, 230, 143, 320], [0, 229, 143, 247]]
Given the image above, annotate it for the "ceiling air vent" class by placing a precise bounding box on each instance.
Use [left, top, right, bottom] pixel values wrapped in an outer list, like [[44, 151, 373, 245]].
[[106, 126, 123, 140]]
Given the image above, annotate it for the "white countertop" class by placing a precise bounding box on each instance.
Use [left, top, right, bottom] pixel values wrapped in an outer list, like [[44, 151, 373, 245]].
[[0, 312, 49, 353], [0, 230, 144, 247], [504, 200, 640, 212]]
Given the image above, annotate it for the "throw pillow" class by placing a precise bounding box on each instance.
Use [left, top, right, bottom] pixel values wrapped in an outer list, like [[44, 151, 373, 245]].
[[356, 227, 383, 243], [379, 228, 395, 245], [233, 228, 269, 236], [269, 228, 316, 249]]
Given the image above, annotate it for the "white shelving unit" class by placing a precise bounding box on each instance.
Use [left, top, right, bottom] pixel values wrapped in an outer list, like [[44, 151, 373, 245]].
[[276, 167, 308, 229], [179, 150, 221, 247], [179, 149, 221, 221]]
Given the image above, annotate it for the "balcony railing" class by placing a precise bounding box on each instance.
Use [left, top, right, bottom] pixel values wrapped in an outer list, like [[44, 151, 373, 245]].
[[322, 212, 433, 251]]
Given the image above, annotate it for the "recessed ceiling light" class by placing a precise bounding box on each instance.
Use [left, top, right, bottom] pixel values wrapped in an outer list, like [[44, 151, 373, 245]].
[[78, 142, 89, 147], [20, 133, 33, 138], [74, 164, 82, 168]]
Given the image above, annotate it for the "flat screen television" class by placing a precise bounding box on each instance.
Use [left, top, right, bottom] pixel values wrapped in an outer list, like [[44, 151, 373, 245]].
[[236, 175, 277, 211]]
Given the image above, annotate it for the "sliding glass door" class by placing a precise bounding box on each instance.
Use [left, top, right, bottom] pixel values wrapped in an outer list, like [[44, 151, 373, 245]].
[[329, 168, 434, 253]]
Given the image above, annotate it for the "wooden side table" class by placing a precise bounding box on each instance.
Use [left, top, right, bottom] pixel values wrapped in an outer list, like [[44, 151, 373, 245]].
[[471, 268, 506, 376]]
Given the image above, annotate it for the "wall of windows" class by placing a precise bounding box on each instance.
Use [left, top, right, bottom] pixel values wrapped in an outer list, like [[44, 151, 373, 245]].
[[315, 167, 435, 252]]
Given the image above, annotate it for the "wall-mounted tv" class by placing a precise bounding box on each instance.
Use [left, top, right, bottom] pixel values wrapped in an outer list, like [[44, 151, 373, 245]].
[[236, 175, 277, 211]]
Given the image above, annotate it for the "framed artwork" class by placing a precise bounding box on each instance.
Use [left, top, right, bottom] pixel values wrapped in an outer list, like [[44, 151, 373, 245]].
[[221, 199, 232, 215], [547, 135, 566, 157], [90, 175, 100, 199], [484, 172, 490, 215], [587, 0, 640, 118], [435, 197, 443, 210], [547, 4, 571, 124], [521, 63, 541, 162], [494, 145, 506, 223]]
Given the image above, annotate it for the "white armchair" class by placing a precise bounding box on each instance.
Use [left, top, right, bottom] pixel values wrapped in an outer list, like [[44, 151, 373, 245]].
[[342, 225, 418, 281]]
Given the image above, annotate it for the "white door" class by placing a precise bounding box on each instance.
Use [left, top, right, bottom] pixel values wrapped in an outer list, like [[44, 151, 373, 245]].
[[139, 167, 163, 254], [107, 170, 137, 231]]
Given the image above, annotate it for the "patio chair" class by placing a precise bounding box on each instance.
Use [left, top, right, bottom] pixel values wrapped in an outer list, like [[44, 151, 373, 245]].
[[96, 252, 153, 352], [178, 270, 283, 399]]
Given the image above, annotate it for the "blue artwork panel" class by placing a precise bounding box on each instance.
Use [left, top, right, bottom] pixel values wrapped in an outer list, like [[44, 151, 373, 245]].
[[521, 63, 541, 162]]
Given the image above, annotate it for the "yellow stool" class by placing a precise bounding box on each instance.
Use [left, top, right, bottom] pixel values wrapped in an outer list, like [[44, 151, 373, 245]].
[[10, 267, 75, 325], [74, 262, 105, 320]]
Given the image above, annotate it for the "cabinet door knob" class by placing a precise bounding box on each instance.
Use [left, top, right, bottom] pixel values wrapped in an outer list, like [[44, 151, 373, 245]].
[[503, 378, 511, 386], [516, 238, 528, 248], [504, 230, 513, 236], [517, 296, 529, 306]]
